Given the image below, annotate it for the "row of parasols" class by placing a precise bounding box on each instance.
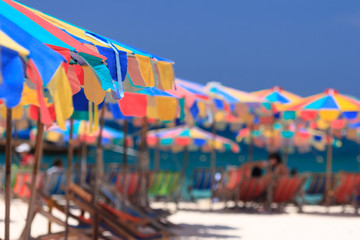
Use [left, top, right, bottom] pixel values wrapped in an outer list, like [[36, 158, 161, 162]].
[[2, 0, 360, 239]]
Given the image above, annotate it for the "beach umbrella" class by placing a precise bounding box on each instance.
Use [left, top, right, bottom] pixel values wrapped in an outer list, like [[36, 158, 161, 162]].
[[252, 86, 302, 111], [1, 1, 177, 237], [167, 79, 213, 124], [21, 1, 175, 93], [30, 120, 132, 146], [0, 18, 70, 238], [147, 125, 240, 183], [285, 88, 360, 206], [205, 82, 270, 163], [252, 86, 302, 163]]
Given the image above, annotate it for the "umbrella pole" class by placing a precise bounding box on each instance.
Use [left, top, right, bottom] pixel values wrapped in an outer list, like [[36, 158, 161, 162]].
[[182, 146, 189, 181], [80, 140, 87, 187], [92, 106, 105, 240], [358, 134, 360, 172], [122, 119, 128, 210], [210, 122, 216, 180], [22, 116, 44, 240], [64, 118, 74, 240], [4, 108, 12, 240], [139, 117, 148, 206], [154, 120, 160, 171], [325, 127, 333, 207], [248, 124, 253, 162]]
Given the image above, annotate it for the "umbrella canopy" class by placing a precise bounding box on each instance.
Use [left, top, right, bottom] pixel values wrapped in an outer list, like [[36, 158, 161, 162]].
[[147, 125, 240, 153], [20, 1, 175, 91], [285, 89, 360, 122], [252, 86, 302, 104], [30, 120, 132, 146], [204, 82, 271, 123], [108, 87, 181, 121], [252, 86, 302, 112], [167, 79, 214, 123]]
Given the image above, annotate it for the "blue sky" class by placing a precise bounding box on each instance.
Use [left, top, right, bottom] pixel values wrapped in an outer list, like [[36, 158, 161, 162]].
[[18, 0, 360, 97]]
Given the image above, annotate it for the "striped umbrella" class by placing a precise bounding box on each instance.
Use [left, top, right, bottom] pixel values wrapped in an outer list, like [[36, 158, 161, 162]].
[[147, 125, 240, 182], [284, 88, 360, 206], [252, 86, 302, 112], [30, 120, 132, 146], [147, 125, 240, 153]]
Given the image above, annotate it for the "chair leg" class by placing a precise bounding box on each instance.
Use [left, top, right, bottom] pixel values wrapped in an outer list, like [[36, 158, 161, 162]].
[[48, 199, 54, 234]]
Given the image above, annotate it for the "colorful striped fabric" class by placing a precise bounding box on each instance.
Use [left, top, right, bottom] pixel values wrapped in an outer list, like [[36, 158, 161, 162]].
[[252, 86, 302, 112], [285, 89, 360, 121], [272, 176, 306, 203], [191, 168, 214, 190], [306, 173, 335, 195], [334, 172, 360, 204], [148, 171, 180, 196], [147, 125, 240, 153], [114, 172, 141, 196], [13, 171, 44, 198], [30, 120, 130, 146], [237, 175, 271, 202]]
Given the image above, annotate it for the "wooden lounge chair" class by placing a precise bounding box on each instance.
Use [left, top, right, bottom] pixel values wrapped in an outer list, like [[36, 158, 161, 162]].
[[332, 172, 360, 208], [67, 182, 173, 239], [298, 173, 337, 205], [188, 167, 222, 201], [236, 175, 272, 204], [13, 171, 44, 198], [148, 171, 181, 200], [213, 167, 251, 201], [270, 175, 308, 212]]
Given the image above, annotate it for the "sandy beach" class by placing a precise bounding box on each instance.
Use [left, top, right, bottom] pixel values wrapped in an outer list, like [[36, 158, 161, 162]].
[[1, 199, 359, 240]]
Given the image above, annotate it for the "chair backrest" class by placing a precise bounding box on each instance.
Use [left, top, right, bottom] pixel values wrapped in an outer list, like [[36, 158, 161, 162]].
[[191, 168, 218, 190], [334, 172, 360, 204], [148, 171, 181, 196], [306, 173, 335, 195], [115, 171, 140, 196], [13, 171, 44, 198], [224, 167, 251, 190], [237, 175, 271, 202], [272, 175, 307, 203], [44, 171, 66, 196]]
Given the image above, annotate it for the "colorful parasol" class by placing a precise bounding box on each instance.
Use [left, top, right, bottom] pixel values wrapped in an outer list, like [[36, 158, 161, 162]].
[[284, 88, 360, 206], [252, 86, 302, 112], [30, 120, 132, 146], [147, 125, 240, 153]]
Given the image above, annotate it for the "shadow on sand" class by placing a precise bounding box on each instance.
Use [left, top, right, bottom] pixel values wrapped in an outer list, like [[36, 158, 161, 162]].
[[173, 223, 241, 239]]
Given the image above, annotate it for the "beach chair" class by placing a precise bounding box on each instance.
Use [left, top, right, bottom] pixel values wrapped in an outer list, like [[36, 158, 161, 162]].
[[114, 171, 141, 197], [332, 172, 360, 208], [13, 171, 44, 199], [213, 167, 251, 201], [148, 171, 181, 200], [188, 167, 222, 201], [299, 173, 337, 205], [42, 171, 67, 196], [236, 175, 272, 204], [270, 175, 308, 212], [67, 182, 173, 239]]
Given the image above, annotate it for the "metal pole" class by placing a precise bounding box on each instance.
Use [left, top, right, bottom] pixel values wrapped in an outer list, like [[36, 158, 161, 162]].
[[4, 108, 12, 240], [92, 106, 105, 240], [325, 127, 333, 207], [22, 117, 44, 240], [64, 118, 74, 239]]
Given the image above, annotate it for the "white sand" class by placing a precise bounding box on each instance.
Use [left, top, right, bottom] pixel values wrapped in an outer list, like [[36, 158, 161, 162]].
[[1, 199, 360, 240]]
